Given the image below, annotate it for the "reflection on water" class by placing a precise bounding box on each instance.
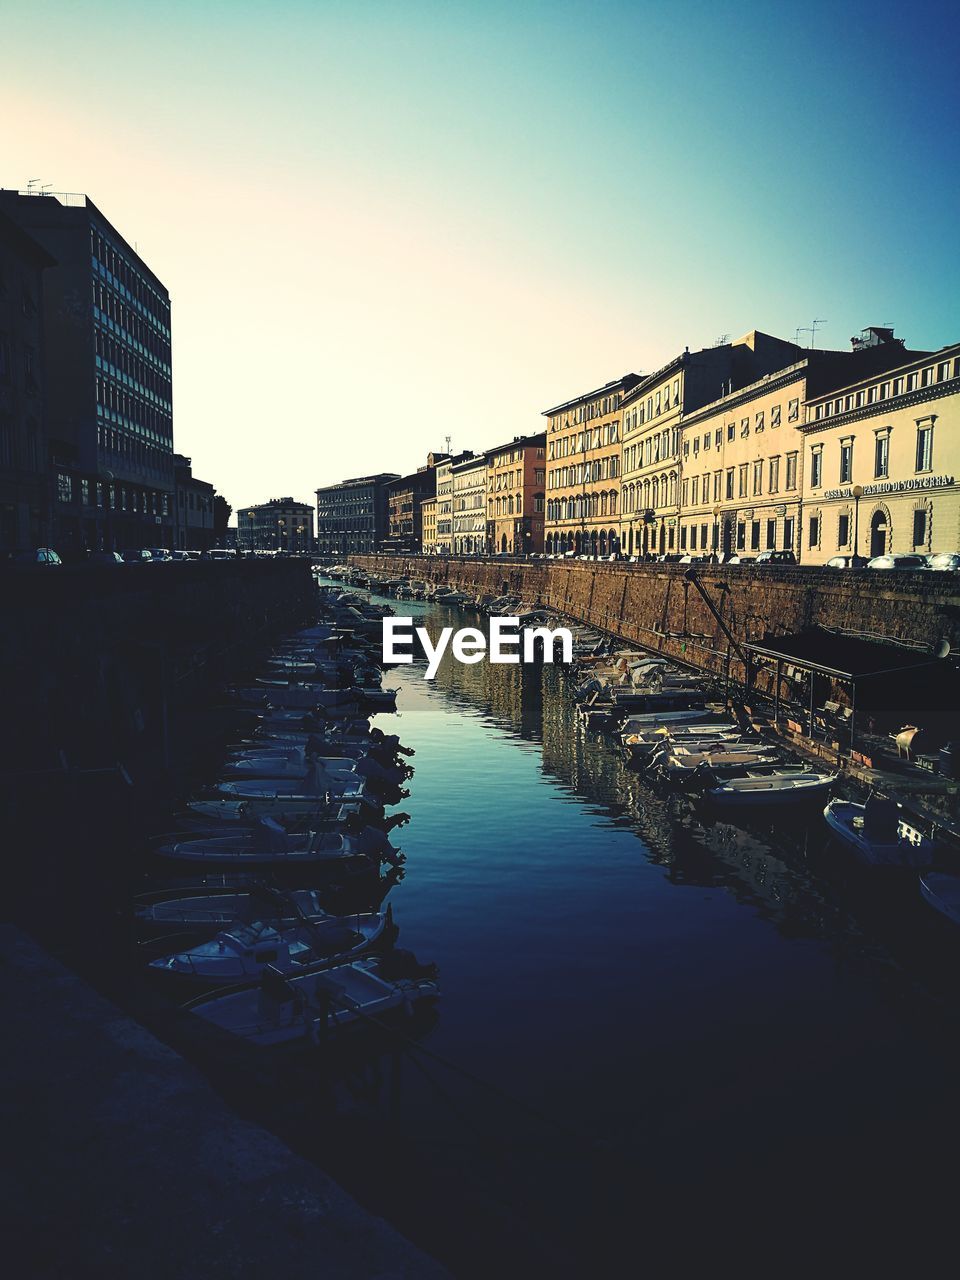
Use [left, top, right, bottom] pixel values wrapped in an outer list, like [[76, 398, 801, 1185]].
[[319, 590, 960, 1275]]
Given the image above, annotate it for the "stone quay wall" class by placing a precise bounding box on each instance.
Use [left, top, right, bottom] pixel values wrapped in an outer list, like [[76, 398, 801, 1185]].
[[350, 555, 960, 683]]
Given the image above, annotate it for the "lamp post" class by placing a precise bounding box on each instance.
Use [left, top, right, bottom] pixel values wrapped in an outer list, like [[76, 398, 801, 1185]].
[[852, 485, 863, 560], [712, 506, 720, 560]]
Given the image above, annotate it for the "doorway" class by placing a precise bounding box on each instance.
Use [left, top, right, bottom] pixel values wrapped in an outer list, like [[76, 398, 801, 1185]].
[[870, 510, 887, 558]]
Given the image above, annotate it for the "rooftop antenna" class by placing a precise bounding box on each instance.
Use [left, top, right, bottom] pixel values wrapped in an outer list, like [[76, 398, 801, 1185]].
[[800, 319, 827, 349], [713, 334, 729, 347], [26, 178, 40, 192], [444, 434, 451, 456]]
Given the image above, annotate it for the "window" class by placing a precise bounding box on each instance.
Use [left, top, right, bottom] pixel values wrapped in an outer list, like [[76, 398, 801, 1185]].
[[837, 513, 849, 546], [771, 404, 781, 428], [783, 517, 795, 550], [755, 411, 765, 433], [725, 469, 734, 499], [741, 418, 750, 438], [785, 453, 798, 490], [839, 439, 853, 484], [713, 472, 721, 502], [727, 423, 735, 441], [739, 464, 748, 497], [736, 522, 746, 550], [715, 428, 722, 449], [751, 520, 760, 550], [913, 508, 927, 546], [809, 515, 820, 547], [874, 432, 889, 479], [753, 460, 763, 496], [916, 421, 934, 472], [788, 398, 799, 422], [766, 518, 776, 549], [769, 456, 780, 493], [810, 448, 822, 488], [58, 472, 73, 503]]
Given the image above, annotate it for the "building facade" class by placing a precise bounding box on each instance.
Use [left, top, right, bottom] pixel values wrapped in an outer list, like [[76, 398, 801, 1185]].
[[383, 453, 448, 554], [420, 496, 438, 554], [619, 332, 803, 558], [485, 432, 546, 555], [800, 342, 960, 563], [0, 208, 54, 552], [544, 374, 640, 557], [434, 458, 454, 554], [452, 453, 487, 554], [678, 328, 931, 560], [315, 473, 398, 558], [0, 190, 175, 552], [238, 497, 314, 552], [173, 454, 216, 551]]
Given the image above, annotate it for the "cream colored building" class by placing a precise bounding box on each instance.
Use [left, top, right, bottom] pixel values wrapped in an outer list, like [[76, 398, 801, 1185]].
[[620, 331, 801, 557], [452, 453, 487, 554], [420, 495, 438, 555], [678, 328, 933, 560], [800, 342, 960, 562]]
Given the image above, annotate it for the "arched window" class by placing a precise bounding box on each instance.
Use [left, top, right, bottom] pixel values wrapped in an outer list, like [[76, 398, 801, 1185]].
[[609, 489, 618, 515]]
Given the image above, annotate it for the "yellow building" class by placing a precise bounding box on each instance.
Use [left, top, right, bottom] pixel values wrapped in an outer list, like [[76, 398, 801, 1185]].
[[420, 495, 438, 555], [544, 374, 640, 557], [618, 333, 801, 558], [678, 328, 932, 561], [800, 341, 960, 562], [485, 432, 546, 555]]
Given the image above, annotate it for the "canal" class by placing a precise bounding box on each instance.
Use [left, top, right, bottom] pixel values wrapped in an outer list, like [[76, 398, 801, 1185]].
[[316, 589, 960, 1275]]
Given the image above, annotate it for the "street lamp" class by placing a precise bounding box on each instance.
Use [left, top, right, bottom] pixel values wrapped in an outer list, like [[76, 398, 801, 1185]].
[[852, 485, 863, 559], [712, 506, 720, 558]]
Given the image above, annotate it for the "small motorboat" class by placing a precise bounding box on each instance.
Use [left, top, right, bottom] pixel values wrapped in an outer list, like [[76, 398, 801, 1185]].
[[135, 886, 331, 934], [706, 769, 837, 807], [189, 954, 440, 1047], [919, 872, 960, 926], [824, 797, 936, 868], [154, 829, 378, 867], [148, 912, 388, 984]]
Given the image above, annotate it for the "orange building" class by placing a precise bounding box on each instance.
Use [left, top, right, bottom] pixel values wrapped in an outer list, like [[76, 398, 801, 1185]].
[[544, 374, 641, 557], [485, 432, 546, 555]]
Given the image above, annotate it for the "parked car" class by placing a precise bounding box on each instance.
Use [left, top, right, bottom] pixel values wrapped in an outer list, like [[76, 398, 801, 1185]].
[[12, 547, 62, 567], [825, 555, 869, 569], [754, 550, 797, 565], [724, 554, 753, 565], [147, 547, 172, 561], [88, 551, 125, 566], [121, 549, 153, 564], [867, 554, 927, 570], [206, 548, 236, 560], [926, 552, 960, 572]]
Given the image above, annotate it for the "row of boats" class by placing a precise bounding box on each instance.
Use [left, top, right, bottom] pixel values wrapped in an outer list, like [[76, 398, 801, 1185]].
[[135, 586, 441, 1048], [324, 564, 960, 925]]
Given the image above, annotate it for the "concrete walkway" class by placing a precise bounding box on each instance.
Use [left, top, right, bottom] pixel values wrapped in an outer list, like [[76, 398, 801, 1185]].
[[0, 925, 449, 1280]]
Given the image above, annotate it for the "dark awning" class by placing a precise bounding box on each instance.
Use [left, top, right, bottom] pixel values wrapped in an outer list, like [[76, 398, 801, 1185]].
[[745, 627, 944, 682]]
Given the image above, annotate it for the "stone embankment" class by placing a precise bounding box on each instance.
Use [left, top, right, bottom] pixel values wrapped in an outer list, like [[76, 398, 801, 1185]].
[[350, 555, 960, 681]]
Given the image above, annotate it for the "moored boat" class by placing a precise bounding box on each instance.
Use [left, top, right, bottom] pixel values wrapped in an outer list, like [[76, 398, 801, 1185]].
[[824, 797, 936, 867]]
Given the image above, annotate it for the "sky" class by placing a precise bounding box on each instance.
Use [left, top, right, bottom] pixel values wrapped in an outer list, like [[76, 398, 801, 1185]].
[[3, 0, 959, 510]]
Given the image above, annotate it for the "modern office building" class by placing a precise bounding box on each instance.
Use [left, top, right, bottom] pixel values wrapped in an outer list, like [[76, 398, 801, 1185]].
[[485, 432, 546, 555], [237, 497, 314, 552], [315, 472, 398, 557], [0, 189, 175, 552], [0, 207, 55, 552]]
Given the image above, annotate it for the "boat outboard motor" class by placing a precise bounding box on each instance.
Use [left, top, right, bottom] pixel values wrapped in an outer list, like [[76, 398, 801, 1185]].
[[863, 795, 900, 840], [357, 825, 404, 866]]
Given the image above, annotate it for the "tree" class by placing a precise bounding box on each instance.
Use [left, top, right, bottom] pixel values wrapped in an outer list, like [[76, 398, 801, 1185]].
[[213, 494, 232, 536]]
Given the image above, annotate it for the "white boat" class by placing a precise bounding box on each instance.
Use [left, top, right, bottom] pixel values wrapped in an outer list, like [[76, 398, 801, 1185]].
[[149, 912, 387, 984], [216, 758, 363, 800], [154, 828, 382, 867], [919, 872, 960, 925], [650, 744, 783, 782], [187, 792, 383, 822], [620, 722, 741, 756], [618, 709, 717, 736], [136, 886, 331, 932], [824, 798, 936, 868], [706, 770, 837, 807], [190, 955, 440, 1047]]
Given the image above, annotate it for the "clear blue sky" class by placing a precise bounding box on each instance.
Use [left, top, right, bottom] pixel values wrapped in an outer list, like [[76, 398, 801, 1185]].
[[4, 0, 958, 507]]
